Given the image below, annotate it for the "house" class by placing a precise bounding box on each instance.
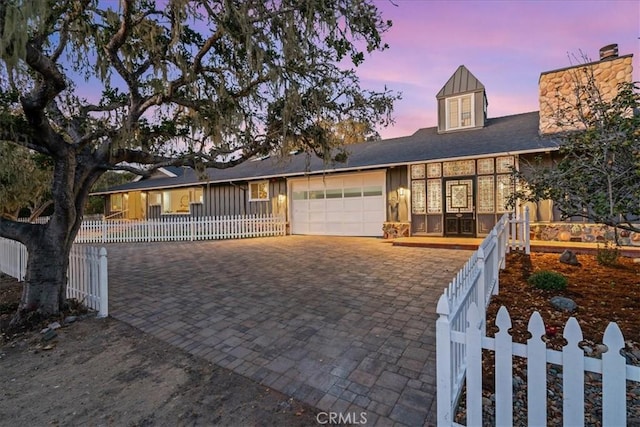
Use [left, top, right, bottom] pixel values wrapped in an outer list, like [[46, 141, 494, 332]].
[[94, 44, 634, 240]]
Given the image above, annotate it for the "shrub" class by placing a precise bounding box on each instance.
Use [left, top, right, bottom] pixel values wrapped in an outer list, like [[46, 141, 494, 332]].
[[527, 270, 568, 291], [596, 241, 619, 266]]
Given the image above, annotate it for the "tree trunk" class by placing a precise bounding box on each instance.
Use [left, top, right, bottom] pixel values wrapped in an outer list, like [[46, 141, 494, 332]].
[[12, 225, 73, 324]]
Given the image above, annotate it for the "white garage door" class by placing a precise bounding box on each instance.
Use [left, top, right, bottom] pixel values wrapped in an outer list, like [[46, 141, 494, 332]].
[[289, 171, 386, 236]]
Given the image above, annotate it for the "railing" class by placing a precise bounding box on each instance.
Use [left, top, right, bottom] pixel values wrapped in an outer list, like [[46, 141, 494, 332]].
[[0, 237, 27, 281], [0, 238, 108, 317], [75, 214, 286, 243], [67, 245, 108, 317], [436, 208, 530, 426], [460, 303, 640, 426]]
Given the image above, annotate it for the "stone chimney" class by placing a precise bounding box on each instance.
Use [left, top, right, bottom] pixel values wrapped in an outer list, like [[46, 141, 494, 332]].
[[538, 44, 633, 135]]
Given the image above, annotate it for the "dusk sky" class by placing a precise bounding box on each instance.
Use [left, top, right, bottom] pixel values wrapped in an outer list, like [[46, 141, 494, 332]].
[[359, 0, 639, 140]]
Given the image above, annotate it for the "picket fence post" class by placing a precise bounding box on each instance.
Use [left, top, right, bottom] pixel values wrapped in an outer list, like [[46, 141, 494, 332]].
[[98, 247, 108, 318], [524, 206, 531, 254], [527, 311, 547, 426], [563, 317, 585, 426], [602, 322, 626, 426], [476, 246, 486, 335], [494, 307, 513, 426], [465, 303, 482, 426], [492, 228, 500, 296], [436, 293, 453, 426]]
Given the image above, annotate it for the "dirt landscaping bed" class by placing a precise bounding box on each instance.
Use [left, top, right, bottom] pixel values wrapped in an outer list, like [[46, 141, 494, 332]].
[[0, 274, 318, 426]]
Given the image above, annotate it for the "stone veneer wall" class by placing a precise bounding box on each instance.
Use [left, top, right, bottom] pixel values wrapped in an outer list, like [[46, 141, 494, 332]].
[[530, 222, 640, 247], [538, 55, 633, 135]]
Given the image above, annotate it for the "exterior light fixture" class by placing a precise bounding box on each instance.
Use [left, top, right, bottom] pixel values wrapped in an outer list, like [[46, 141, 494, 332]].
[[397, 187, 405, 196]]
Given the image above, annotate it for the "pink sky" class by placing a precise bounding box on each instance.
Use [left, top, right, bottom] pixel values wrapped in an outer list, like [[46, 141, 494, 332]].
[[359, 0, 639, 139]]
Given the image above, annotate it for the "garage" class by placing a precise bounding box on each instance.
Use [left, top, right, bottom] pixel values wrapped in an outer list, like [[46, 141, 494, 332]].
[[289, 171, 386, 236]]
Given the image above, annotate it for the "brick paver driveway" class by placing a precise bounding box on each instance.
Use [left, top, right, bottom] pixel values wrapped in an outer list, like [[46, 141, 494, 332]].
[[107, 236, 471, 426]]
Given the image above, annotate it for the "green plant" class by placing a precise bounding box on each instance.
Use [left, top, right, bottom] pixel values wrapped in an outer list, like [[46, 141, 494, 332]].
[[528, 270, 568, 291], [596, 241, 620, 266]]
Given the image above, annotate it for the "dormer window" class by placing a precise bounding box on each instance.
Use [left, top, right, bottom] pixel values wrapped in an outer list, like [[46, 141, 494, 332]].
[[436, 65, 486, 133], [446, 94, 474, 130]]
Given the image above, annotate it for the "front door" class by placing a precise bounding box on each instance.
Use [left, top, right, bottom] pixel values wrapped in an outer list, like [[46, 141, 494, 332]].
[[444, 178, 475, 237]]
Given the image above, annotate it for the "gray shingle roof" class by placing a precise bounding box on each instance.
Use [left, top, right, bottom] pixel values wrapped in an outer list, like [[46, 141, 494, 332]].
[[97, 111, 559, 194]]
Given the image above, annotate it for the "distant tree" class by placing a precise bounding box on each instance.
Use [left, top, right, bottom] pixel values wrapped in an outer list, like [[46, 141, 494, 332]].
[[0, 142, 52, 220], [332, 119, 381, 144], [0, 0, 398, 322], [85, 171, 135, 215], [512, 77, 640, 234]]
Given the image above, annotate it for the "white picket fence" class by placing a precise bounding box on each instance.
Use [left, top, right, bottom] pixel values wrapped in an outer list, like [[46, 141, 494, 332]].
[[74, 214, 286, 243], [461, 303, 640, 426], [435, 207, 640, 426], [436, 210, 527, 420], [0, 237, 26, 281], [0, 238, 108, 317]]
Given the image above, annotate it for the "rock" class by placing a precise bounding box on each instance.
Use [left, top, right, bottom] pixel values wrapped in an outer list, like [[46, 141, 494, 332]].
[[550, 296, 577, 312], [559, 250, 581, 266], [482, 397, 492, 406], [593, 344, 608, 357], [48, 321, 61, 330], [64, 316, 77, 324], [582, 346, 593, 356], [41, 329, 57, 341], [620, 349, 636, 364]]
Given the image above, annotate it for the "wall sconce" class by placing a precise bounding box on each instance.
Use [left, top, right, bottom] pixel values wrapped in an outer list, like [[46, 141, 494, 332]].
[[277, 194, 286, 205], [397, 187, 405, 197]]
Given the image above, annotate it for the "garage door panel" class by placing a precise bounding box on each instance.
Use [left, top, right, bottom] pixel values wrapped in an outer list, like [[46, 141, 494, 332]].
[[309, 200, 325, 210], [289, 172, 385, 236], [326, 199, 343, 210], [363, 196, 384, 211], [309, 211, 325, 222]]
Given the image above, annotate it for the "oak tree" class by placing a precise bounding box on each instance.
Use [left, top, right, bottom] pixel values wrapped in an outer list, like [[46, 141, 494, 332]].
[[0, 0, 397, 321]]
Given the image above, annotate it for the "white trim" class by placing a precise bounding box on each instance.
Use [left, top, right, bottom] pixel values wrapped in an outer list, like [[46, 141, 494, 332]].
[[158, 167, 178, 177]]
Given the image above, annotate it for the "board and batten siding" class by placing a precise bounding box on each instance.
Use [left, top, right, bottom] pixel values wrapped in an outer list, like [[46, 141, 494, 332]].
[[203, 179, 287, 218]]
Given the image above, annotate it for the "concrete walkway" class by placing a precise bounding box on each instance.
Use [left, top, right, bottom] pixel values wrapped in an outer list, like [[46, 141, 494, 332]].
[[107, 236, 471, 426]]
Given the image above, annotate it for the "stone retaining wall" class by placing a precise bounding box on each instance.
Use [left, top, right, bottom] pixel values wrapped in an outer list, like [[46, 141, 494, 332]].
[[530, 222, 640, 246]]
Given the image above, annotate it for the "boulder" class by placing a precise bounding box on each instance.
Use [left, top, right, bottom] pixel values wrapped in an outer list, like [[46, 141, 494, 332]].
[[559, 250, 581, 266], [550, 296, 577, 312]]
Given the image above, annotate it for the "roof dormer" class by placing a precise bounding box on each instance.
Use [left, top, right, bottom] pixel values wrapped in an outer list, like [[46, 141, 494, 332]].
[[436, 65, 487, 133]]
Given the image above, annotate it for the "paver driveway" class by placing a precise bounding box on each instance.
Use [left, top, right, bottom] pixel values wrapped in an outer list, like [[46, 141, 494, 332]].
[[107, 236, 471, 426]]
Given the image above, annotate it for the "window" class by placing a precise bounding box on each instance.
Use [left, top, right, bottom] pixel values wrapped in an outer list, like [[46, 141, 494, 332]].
[[446, 94, 474, 130], [111, 194, 123, 211], [148, 191, 162, 205], [249, 181, 269, 201], [158, 187, 203, 214], [363, 186, 383, 197]]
